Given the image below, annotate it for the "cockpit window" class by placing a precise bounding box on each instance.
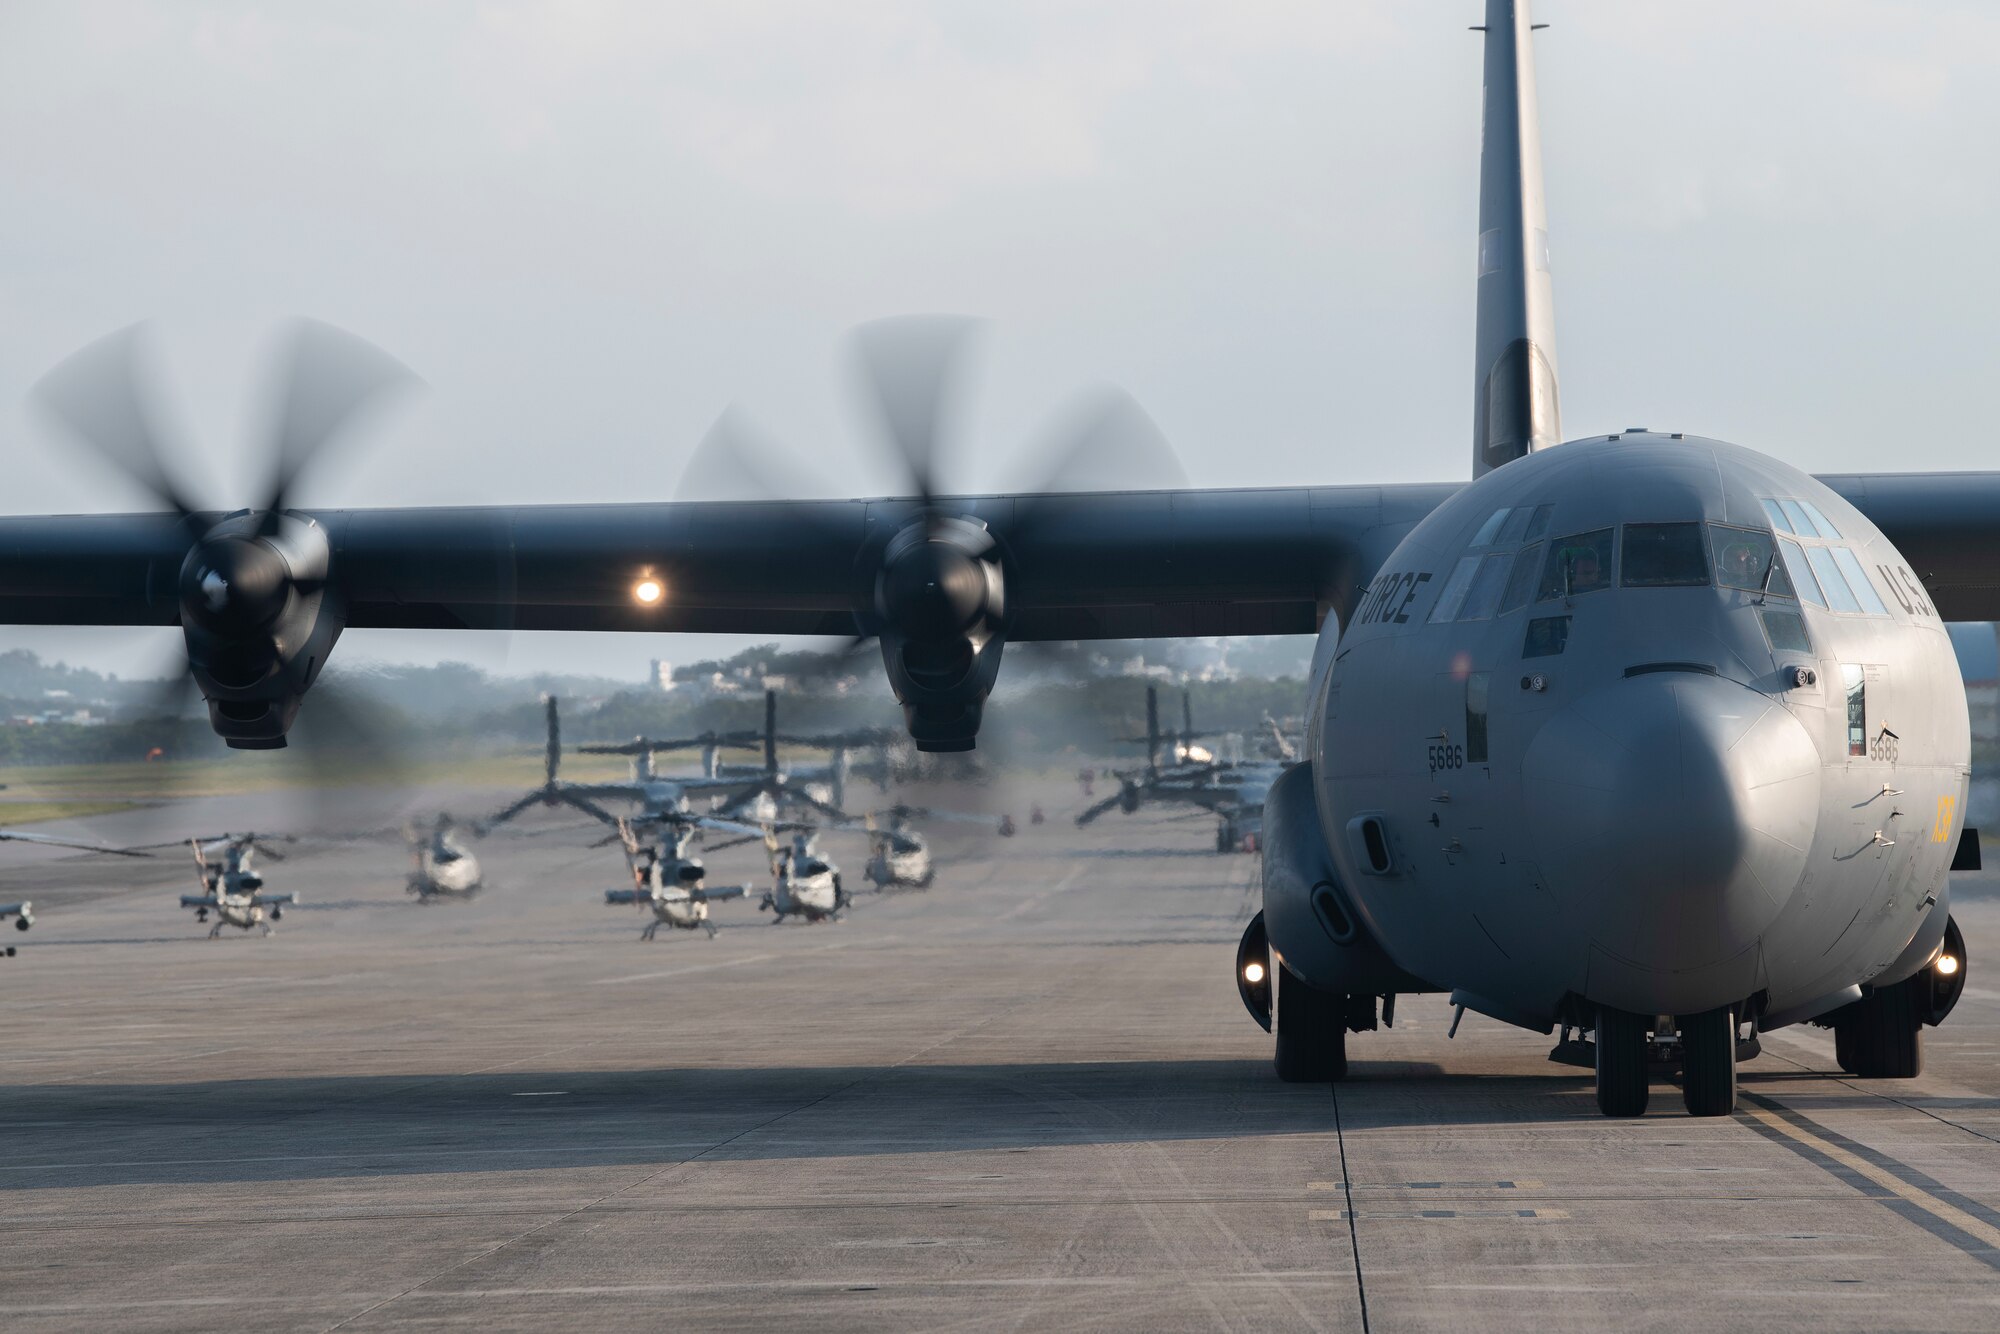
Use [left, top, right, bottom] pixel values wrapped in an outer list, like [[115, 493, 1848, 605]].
[[1779, 536, 1824, 607], [1798, 500, 1842, 540], [1427, 555, 1483, 623], [1622, 523, 1710, 587], [1536, 529, 1613, 601], [1470, 509, 1510, 546], [1523, 615, 1570, 657], [1457, 554, 1512, 621], [1806, 547, 1862, 614], [1761, 499, 1793, 534], [1522, 503, 1555, 542], [1499, 542, 1542, 614], [1710, 525, 1794, 597], [1830, 547, 1888, 615]]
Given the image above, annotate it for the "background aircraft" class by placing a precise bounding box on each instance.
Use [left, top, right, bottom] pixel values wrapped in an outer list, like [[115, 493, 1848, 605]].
[[0, 0, 1992, 1119], [603, 814, 759, 940], [177, 833, 300, 938], [404, 814, 482, 901]]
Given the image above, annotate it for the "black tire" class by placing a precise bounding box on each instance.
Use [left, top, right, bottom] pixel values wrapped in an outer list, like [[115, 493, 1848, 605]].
[[1679, 1005, 1737, 1116], [1835, 977, 1924, 1078], [1833, 1019, 1857, 1074], [1594, 1006, 1650, 1117], [1274, 963, 1348, 1083]]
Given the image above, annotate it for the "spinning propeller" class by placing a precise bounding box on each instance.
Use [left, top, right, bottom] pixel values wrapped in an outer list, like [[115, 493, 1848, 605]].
[[32, 321, 416, 750], [681, 316, 1185, 751]]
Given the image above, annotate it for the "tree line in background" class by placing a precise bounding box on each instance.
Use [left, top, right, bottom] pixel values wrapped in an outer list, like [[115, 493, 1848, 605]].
[[0, 642, 1313, 767]]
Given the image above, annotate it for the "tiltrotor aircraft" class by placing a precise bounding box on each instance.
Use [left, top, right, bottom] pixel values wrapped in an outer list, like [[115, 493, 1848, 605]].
[[4, 0, 1988, 1117], [1079, 685, 1281, 852], [405, 814, 482, 901], [603, 814, 757, 940], [483, 696, 758, 832], [178, 834, 299, 938]]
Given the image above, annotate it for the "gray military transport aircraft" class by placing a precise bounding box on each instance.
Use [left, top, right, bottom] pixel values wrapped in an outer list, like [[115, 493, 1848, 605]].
[[3, 0, 1988, 1116]]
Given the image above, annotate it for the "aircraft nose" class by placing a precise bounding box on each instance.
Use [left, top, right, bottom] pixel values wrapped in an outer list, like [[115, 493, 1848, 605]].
[[1522, 670, 1820, 975]]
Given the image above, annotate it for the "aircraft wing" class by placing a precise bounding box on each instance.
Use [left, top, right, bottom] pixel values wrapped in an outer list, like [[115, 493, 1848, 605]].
[[1821, 472, 2000, 620], [0, 485, 1451, 638]]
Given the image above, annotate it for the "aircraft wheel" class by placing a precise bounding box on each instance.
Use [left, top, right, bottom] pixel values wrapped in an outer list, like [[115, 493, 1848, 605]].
[[1273, 963, 1347, 1083], [1594, 1006, 1650, 1117], [1679, 1005, 1737, 1116], [1833, 1020, 1857, 1074], [1834, 978, 1923, 1079]]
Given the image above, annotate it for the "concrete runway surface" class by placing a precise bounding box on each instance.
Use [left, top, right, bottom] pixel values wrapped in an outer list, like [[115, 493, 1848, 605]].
[[2, 779, 1998, 1332]]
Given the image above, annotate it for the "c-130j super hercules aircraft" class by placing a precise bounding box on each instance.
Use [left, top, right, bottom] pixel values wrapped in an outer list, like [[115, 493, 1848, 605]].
[[4, 0, 1990, 1117]]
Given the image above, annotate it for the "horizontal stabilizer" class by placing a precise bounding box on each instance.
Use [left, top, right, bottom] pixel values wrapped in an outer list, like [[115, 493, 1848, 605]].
[[693, 884, 749, 902], [605, 889, 649, 905]]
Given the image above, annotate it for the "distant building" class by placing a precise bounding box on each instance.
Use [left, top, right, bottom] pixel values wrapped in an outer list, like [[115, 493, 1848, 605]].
[[649, 659, 675, 693]]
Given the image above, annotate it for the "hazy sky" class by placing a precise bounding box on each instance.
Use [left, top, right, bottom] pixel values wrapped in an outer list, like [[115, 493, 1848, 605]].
[[1, 1, 1994, 680]]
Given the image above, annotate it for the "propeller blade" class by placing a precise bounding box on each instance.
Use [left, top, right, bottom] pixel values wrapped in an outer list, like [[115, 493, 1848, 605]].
[[1075, 792, 1126, 826], [29, 323, 198, 518], [478, 790, 548, 834], [544, 696, 562, 785], [1003, 386, 1187, 554], [0, 830, 154, 857], [848, 314, 978, 505], [554, 789, 623, 827], [258, 319, 418, 530]]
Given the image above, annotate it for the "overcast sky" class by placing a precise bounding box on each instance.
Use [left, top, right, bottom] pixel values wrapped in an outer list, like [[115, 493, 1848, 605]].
[[1, 1, 1994, 680]]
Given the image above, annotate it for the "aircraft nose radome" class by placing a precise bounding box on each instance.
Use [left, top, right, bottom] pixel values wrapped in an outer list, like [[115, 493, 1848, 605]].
[[1522, 671, 1820, 974]]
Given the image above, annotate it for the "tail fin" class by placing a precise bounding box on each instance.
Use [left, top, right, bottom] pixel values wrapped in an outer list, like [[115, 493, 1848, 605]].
[[1472, 0, 1561, 477]]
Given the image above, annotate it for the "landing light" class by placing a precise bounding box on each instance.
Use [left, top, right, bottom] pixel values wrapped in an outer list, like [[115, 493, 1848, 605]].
[[1243, 960, 1267, 985], [1937, 954, 1961, 977], [633, 578, 664, 606]]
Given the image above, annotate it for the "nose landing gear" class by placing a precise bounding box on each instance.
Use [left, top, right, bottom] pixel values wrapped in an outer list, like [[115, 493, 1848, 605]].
[[1585, 1005, 1745, 1117], [1593, 1007, 1649, 1117], [1678, 1006, 1738, 1116]]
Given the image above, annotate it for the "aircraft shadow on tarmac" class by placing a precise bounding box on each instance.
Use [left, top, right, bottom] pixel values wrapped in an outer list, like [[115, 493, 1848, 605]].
[[0, 1058, 1483, 1191]]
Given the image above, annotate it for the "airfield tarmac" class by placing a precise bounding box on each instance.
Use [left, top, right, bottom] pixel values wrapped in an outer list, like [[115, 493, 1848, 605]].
[[2, 781, 1998, 1332]]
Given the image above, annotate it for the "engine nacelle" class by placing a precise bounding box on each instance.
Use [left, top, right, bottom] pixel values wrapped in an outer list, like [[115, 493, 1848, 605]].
[[871, 515, 1006, 752], [178, 513, 344, 749], [1258, 761, 1436, 1002]]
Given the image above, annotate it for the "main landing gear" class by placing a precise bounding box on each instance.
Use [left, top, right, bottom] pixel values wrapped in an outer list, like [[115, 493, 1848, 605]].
[[1273, 963, 1348, 1083], [1830, 976, 1923, 1078]]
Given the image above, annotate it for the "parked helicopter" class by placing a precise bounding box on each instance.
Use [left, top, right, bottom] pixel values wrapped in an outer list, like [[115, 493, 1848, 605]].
[[858, 803, 1002, 890], [176, 833, 299, 938], [405, 814, 482, 901], [603, 814, 764, 940], [760, 829, 849, 923]]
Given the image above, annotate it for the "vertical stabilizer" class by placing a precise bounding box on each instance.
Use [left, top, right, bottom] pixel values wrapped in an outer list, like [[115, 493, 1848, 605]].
[[1472, 0, 1561, 477]]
